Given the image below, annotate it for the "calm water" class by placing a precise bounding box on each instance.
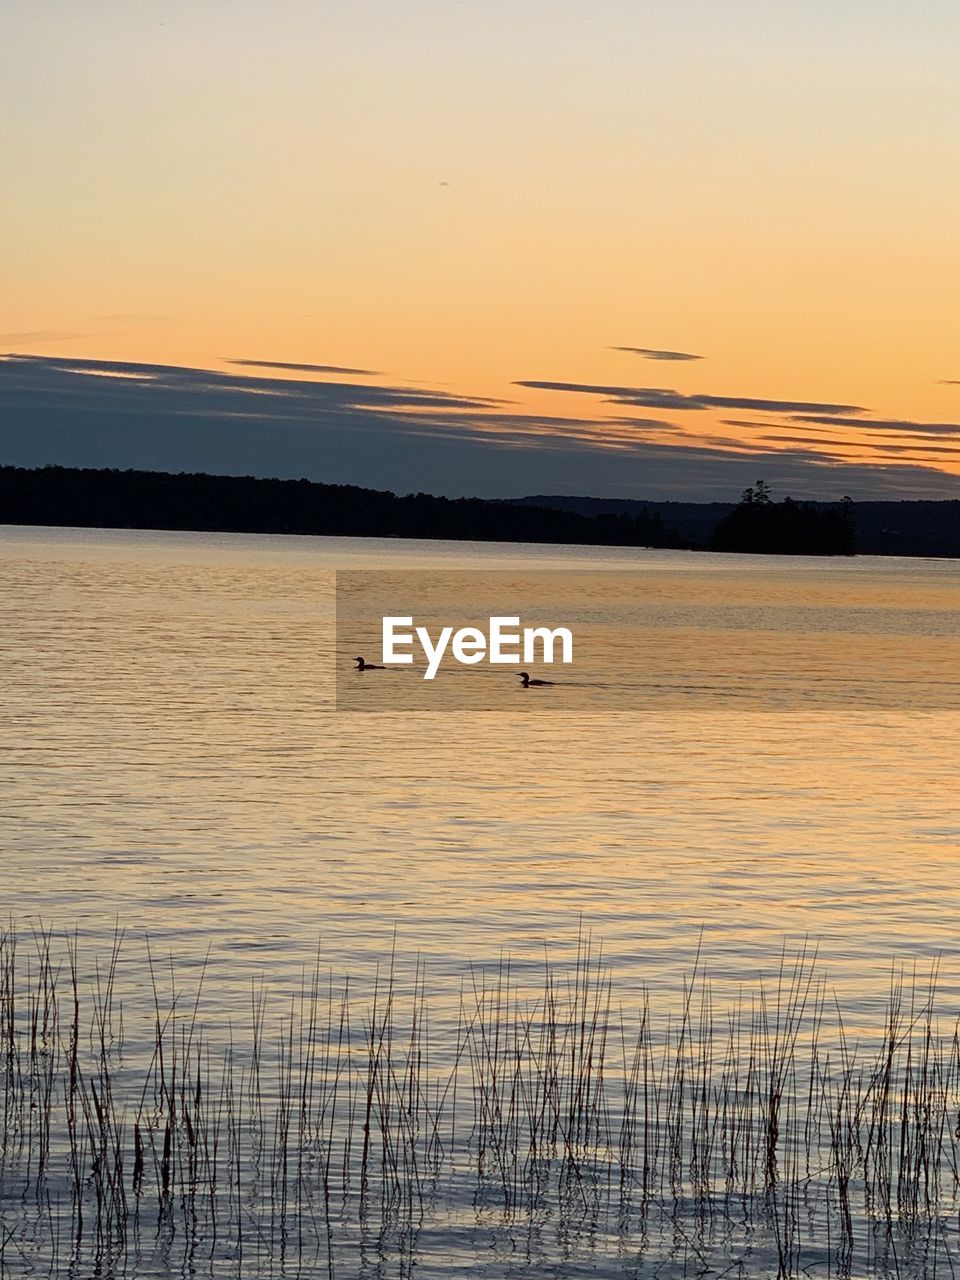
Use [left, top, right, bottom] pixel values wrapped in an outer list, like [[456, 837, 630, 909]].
[[2, 524, 960, 1276]]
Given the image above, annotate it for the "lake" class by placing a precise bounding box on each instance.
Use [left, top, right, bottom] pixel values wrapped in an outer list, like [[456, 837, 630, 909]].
[[2, 524, 960, 1277]]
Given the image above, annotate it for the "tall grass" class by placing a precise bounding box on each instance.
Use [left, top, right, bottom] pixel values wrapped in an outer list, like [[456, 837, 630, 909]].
[[2, 926, 960, 1276]]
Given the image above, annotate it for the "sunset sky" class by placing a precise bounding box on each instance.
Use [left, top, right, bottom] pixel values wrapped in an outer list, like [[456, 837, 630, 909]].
[[3, 0, 960, 499]]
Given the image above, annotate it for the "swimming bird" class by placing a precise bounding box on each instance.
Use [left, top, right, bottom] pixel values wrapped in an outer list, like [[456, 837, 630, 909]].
[[354, 656, 384, 671], [518, 671, 554, 688]]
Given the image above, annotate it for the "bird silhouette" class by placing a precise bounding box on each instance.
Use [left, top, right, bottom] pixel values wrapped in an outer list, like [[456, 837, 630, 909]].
[[354, 656, 384, 671]]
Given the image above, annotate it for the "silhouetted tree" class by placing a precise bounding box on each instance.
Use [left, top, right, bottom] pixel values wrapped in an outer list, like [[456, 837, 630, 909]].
[[740, 478, 772, 506], [712, 482, 855, 555]]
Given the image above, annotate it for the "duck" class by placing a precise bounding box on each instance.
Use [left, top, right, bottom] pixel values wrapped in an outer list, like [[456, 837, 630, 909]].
[[354, 656, 384, 671], [518, 671, 554, 688]]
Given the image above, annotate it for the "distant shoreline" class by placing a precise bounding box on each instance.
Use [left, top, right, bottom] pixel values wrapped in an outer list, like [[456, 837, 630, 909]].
[[0, 463, 681, 552], [2, 463, 958, 557]]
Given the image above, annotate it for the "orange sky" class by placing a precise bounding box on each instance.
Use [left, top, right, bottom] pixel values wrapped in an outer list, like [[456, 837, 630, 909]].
[[3, 1, 960, 497]]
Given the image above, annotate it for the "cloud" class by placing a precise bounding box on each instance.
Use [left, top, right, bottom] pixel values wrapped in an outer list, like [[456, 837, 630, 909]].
[[227, 358, 381, 377], [3, 353, 959, 503], [870, 441, 960, 455], [0, 353, 496, 411], [937, 380, 960, 386], [609, 416, 682, 431], [758, 433, 864, 449], [611, 346, 704, 362], [516, 380, 866, 416], [791, 414, 960, 437], [760, 432, 960, 456], [517, 381, 696, 408]]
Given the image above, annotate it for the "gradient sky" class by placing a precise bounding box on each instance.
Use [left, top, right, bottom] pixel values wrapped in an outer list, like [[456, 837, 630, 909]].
[[3, 1, 960, 500]]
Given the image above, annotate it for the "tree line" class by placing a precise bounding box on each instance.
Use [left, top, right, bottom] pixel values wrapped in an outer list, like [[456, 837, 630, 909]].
[[0, 465, 677, 548], [0, 466, 857, 555]]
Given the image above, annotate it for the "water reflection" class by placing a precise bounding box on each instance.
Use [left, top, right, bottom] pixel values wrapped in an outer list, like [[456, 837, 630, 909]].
[[1, 525, 960, 1274]]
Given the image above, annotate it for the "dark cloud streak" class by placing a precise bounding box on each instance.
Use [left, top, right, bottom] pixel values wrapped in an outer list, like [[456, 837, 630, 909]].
[[611, 346, 704, 362], [792, 414, 960, 437], [517, 379, 865, 416], [228, 358, 381, 377]]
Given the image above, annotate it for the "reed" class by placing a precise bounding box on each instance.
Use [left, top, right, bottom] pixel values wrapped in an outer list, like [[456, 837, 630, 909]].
[[1, 926, 960, 1276]]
